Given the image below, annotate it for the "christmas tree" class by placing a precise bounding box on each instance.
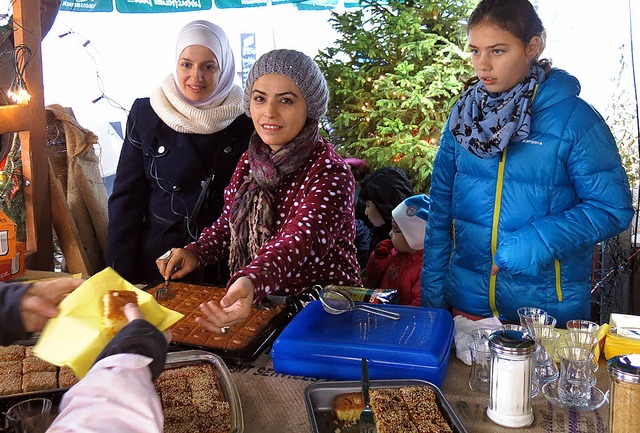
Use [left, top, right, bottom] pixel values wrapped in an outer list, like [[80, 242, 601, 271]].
[[316, 0, 478, 191]]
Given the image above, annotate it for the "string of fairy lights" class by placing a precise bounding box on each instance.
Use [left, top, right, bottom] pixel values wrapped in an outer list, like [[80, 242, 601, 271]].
[[1, 1, 35, 104], [1, 0, 126, 112], [56, 26, 127, 112]]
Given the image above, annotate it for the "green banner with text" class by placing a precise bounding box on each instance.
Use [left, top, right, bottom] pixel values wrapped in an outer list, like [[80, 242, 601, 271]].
[[60, 0, 114, 12], [214, 0, 302, 8], [115, 0, 212, 12]]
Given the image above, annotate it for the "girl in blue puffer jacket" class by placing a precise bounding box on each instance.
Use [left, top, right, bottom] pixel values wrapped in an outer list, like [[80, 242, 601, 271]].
[[422, 0, 634, 326]]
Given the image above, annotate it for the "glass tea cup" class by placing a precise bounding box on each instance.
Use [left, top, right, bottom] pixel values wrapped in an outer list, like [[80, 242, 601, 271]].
[[566, 320, 600, 337], [530, 326, 561, 389], [468, 328, 495, 393], [556, 346, 595, 407], [564, 331, 600, 354], [563, 331, 600, 385], [517, 307, 547, 328], [4, 398, 53, 433]]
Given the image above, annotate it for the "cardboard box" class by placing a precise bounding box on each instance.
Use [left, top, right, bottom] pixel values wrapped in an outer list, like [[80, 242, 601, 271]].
[[0, 241, 25, 281], [0, 209, 17, 260]]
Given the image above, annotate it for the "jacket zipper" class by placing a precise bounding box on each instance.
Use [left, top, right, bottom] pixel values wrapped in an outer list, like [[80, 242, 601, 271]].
[[452, 219, 456, 250], [488, 84, 545, 316], [489, 148, 507, 317], [555, 260, 563, 301]]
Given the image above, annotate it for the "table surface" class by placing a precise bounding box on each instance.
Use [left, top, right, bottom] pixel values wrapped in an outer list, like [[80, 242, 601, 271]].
[[228, 349, 611, 433], [15, 270, 611, 432]]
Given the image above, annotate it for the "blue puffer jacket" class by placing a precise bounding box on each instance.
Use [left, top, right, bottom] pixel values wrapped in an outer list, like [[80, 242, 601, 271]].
[[421, 69, 634, 326]]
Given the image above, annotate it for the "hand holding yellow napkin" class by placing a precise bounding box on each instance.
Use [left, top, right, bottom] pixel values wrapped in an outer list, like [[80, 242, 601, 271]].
[[33, 267, 183, 378]]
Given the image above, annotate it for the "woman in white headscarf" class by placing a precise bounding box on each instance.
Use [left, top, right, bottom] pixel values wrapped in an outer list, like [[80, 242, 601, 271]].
[[107, 20, 254, 285]]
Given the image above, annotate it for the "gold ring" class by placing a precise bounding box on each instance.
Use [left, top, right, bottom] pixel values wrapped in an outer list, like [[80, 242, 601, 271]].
[[220, 326, 231, 334]]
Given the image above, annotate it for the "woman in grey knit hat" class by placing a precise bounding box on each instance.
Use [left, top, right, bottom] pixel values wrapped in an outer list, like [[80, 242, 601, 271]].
[[158, 49, 362, 329]]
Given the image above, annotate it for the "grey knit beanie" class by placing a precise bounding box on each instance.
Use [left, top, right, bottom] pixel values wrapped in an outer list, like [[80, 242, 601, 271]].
[[244, 49, 329, 120]]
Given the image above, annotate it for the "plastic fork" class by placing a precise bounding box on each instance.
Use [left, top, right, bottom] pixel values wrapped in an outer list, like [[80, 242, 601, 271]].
[[359, 357, 375, 433]]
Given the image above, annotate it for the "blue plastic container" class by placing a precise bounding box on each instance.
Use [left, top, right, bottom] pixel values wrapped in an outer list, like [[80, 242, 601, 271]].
[[271, 300, 454, 386]]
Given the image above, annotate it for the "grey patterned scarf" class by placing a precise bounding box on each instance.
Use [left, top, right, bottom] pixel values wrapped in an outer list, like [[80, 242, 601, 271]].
[[449, 62, 546, 158]]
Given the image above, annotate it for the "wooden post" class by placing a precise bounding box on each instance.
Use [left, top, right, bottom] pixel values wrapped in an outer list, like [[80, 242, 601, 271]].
[[12, 0, 54, 270]]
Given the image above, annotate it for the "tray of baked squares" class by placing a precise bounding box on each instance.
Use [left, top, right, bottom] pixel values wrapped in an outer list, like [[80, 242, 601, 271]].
[[146, 281, 303, 363], [156, 350, 243, 433], [305, 379, 468, 433], [0, 344, 79, 431], [0, 346, 241, 433]]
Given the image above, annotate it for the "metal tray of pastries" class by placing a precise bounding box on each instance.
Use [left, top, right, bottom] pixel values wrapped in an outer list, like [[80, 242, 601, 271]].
[[305, 379, 468, 433], [0, 344, 78, 400], [146, 281, 298, 362], [157, 350, 243, 433], [0, 349, 242, 433]]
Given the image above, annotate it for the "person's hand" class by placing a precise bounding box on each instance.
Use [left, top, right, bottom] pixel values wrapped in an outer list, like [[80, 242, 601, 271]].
[[20, 277, 85, 333], [491, 263, 500, 275], [122, 303, 172, 343], [195, 277, 255, 333], [373, 239, 393, 259], [156, 248, 197, 281]]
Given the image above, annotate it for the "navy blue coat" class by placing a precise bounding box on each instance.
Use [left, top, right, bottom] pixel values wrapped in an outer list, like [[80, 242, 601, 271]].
[[107, 98, 253, 284]]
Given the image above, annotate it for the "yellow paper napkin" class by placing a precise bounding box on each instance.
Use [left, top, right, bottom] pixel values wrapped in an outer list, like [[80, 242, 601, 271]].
[[33, 267, 183, 378]]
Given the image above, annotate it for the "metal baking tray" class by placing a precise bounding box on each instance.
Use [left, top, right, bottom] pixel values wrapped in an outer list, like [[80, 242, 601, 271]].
[[163, 350, 243, 433], [305, 379, 468, 433], [144, 280, 306, 363], [0, 350, 243, 433], [167, 294, 298, 363]]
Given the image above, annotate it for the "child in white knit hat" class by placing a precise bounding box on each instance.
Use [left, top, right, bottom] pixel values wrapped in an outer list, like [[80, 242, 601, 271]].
[[365, 194, 430, 306]]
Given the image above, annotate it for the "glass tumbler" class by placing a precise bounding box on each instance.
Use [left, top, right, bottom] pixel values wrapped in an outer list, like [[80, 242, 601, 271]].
[[468, 328, 494, 393]]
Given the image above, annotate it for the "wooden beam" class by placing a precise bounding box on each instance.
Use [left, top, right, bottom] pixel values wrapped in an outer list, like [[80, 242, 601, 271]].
[[49, 159, 91, 276], [0, 104, 30, 133], [13, 0, 54, 269]]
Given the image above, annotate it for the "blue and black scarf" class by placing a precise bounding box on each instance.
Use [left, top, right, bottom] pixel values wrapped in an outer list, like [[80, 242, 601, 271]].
[[449, 62, 547, 159]]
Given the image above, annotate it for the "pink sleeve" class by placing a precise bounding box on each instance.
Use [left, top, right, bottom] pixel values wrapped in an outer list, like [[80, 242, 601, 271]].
[[48, 354, 163, 433]]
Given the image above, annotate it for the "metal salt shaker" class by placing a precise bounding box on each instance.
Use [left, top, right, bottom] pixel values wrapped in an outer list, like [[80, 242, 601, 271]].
[[608, 354, 640, 433], [486, 329, 536, 428]]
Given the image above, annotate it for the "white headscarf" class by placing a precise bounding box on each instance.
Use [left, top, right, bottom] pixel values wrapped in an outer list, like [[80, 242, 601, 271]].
[[173, 20, 236, 108]]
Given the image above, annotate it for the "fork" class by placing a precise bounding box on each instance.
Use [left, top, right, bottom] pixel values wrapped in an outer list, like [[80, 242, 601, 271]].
[[155, 280, 169, 302], [359, 357, 376, 433]]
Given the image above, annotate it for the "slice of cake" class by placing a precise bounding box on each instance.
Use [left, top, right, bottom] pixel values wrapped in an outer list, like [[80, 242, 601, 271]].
[[334, 392, 364, 422], [102, 290, 138, 335]]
